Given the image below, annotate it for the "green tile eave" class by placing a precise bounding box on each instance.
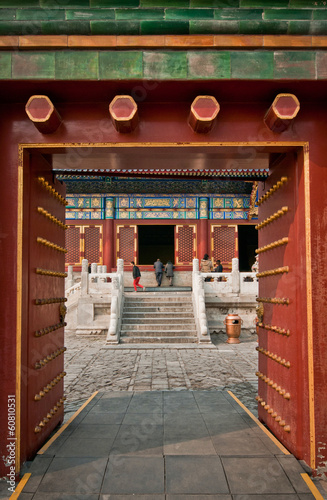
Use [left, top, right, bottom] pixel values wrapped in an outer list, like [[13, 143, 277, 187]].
[[99, 51, 143, 79], [2, 49, 324, 81], [12, 52, 55, 79], [66, 9, 115, 21], [0, 52, 12, 79], [16, 9, 65, 21], [188, 51, 231, 79], [231, 51, 274, 79], [55, 51, 99, 80]]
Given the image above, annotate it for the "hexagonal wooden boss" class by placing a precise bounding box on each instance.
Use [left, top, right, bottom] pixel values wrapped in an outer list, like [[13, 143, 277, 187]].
[[189, 95, 220, 134], [264, 93, 300, 133], [109, 95, 139, 133], [25, 95, 62, 134]]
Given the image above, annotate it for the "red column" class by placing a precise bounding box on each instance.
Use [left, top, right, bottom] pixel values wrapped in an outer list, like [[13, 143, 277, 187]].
[[103, 219, 114, 272]]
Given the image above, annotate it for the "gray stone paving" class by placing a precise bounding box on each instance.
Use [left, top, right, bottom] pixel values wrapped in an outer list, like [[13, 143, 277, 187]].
[[63, 331, 259, 416]]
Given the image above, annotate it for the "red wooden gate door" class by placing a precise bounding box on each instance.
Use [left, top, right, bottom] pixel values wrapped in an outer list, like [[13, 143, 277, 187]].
[[21, 154, 67, 461], [256, 149, 313, 466], [175, 224, 196, 265]]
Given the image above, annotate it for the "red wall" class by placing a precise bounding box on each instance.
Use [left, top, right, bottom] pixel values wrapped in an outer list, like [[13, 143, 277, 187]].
[[1, 85, 327, 476]]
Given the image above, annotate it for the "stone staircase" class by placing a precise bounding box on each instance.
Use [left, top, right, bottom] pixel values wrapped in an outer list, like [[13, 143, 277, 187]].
[[119, 291, 198, 344]]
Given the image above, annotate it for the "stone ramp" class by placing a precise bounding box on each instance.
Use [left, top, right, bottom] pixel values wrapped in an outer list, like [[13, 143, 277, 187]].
[[18, 390, 319, 499], [120, 291, 198, 344]]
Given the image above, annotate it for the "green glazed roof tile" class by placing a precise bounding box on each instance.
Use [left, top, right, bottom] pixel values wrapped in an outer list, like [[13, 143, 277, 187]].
[[274, 51, 316, 79], [0, 21, 42, 35], [240, 20, 288, 34], [190, 20, 239, 33], [91, 20, 140, 34], [214, 8, 262, 20], [288, 20, 311, 34], [40, 0, 90, 6], [16, 8, 65, 20], [91, 0, 139, 5], [66, 9, 115, 20], [143, 51, 187, 79], [0, 9, 15, 20], [41, 20, 91, 34], [240, 0, 289, 6], [116, 8, 164, 19], [141, 20, 189, 34], [99, 51, 143, 79], [141, 0, 189, 7], [188, 51, 230, 79], [313, 10, 327, 20], [191, 0, 240, 5], [264, 9, 312, 20], [231, 51, 274, 79], [0, 53, 11, 79], [12, 52, 55, 79], [165, 9, 214, 19], [56, 51, 98, 79], [290, 0, 327, 6]]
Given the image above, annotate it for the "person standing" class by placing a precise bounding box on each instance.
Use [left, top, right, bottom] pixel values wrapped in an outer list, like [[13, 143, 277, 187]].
[[130, 261, 145, 292], [200, 253, 213, 282], [154, 258, 164, 287], [214, 259, 223, 281], [165, 260, 174, 286]]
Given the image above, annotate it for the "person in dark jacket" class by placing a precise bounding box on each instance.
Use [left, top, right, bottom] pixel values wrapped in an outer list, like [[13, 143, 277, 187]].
[[214, 259, 223, 281], [130, 261, 145, 292], [154, 258, 164, 287], [165, 260, 174, 286]]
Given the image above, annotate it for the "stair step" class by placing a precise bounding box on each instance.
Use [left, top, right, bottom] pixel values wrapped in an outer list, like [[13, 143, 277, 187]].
[[123, 312, 194, 319], [121, 323, 197, 331], [119, 336, 198, 344], [122, 317, 194, 324], [123, 307, 193, 313], [120, 329, 197, 337]]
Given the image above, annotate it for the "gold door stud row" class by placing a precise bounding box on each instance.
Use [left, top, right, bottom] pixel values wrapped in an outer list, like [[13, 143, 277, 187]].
[[257, 322, 290, 337], [37, 207, 68, 229], [35, 297, 67, 305], [256, 237, 289, 255], [34, 397, 66, 433], [34, 371, 66, 401], [255, 371, 291, 400], [257, 266, 289, 278], [256, 396, 291, 432], [255, 207, 289, 230], [37, 237, 67, 253], [257, 176, 288, 206], [38, 177, 68, 206], [34, 321, 66, 338], [36, 268, 67, 278], [34, 347, 66, 370], [256, 346, 291, 368], [257, 297, 290, 305]]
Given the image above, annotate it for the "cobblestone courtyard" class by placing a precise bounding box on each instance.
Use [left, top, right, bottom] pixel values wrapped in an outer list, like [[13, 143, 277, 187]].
[[64, 332, 259, 417]]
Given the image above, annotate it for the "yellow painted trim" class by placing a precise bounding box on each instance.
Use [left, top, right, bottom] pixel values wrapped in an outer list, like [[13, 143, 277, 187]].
[[37, 391, 99, 455], [303, 145, 316, 470], [9, 473, 31, 500], [301, 474, 325, 500], [227, 390, 291, 455], [15, 147, 24, 472], [20, 141, 306, 150]]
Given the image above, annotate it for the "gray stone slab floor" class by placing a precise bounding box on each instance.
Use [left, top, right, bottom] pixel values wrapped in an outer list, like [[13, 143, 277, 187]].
[[1, 331, 326, 499]]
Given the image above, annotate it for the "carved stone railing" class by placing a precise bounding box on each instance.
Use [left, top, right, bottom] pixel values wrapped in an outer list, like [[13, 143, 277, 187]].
[[192, 259, 211, 343], [106, 259, 124, 344]]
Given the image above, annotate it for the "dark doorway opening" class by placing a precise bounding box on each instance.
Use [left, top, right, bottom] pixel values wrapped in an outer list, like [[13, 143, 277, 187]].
[[138, 225, 174, 265], [238, 225, 258, 271]]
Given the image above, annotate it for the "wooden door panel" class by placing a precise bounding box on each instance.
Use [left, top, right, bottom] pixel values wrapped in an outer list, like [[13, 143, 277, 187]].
[[257, 151, 308, 458], [175, 224, 196, 265], [26, 156, 66, 458]]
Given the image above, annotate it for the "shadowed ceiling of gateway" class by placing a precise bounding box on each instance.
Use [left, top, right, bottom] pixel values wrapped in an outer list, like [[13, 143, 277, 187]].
[[52, 145, 269, 193]]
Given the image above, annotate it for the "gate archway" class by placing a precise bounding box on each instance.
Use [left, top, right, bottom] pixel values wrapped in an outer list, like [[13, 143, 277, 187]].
[[16, 141, 315, 472]]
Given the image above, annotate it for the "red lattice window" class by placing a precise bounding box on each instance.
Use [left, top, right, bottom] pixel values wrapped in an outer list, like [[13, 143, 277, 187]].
[[85, 226, 101, 264], [177, 225, 194, 264], [118, 226, 135, 263], [65, 226, 81, 265], [212, 226, 236, 266]]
